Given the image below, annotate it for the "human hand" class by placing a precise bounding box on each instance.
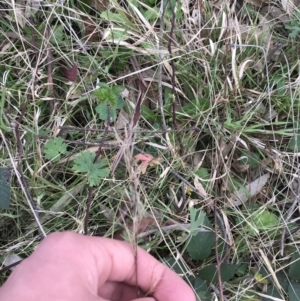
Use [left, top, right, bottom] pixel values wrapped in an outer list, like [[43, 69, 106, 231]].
[[0, 232, 195, 301]]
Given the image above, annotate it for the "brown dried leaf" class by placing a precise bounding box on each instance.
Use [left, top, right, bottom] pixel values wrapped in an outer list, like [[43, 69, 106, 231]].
[[114, 216, 160, 241], [227, 173, 270, 207], [194, 176, 208, 198], [134, 153, 163, 174], [61, 64, 78, 81], [136, 216, 157, 234], [83, 17, 102, 42], [115, 109, 130, 130]]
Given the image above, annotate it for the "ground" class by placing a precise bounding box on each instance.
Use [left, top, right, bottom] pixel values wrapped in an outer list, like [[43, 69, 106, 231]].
[[1, 0, 300, 300]]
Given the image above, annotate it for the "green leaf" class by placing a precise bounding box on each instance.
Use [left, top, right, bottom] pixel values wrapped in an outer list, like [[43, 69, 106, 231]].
[[100, 11, 124, 23], [194, 168, 210, 190], [263, 286, 283, 301], [236, 263, 248, 277], [141, 105, 157, 122], [105, 29, 129, 42], [163, 257, 190, 275], [144, 7, 159, 21], [97, 82, 110, 89], [289, 253, 300, 280], [94, 87, 117, 106], [178, 98, 210, 118], [116, 95, 125, 109], [111, 85, 125, 95], [252, 210, 278, 231], [288, 135, 300, 152], [242, 210, 278, 236], [72, 151, 110, 186], [187, 275, 211, 301], [164, 0, 183, 23], [289, 282, 300, 301], [44, 137, 68, 161], [285, 21, 300, 38], [96, 103, 117, 121], [93, 86, 124, 113], [50, 25, 64, 44], [0, 167, 11, 209], [186, 214, 215, 260], [100, 10, 131, 26], [198, 264, 240, 284], [189, 207, 205, 236], [259, 268, 289, 291], [194, 167, 210, 180]]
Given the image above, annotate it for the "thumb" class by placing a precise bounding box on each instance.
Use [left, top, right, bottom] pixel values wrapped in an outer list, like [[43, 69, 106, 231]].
[[131, 297, 156, 301]]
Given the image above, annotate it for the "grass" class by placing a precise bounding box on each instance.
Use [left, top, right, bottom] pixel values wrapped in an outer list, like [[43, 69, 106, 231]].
[[1, 0, 300, 300]]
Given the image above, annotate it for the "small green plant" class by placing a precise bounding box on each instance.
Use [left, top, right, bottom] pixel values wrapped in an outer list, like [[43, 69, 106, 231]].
[[242, 209, 278, 236], [44, 137, 68, 162], [198, 263, 240, 283], [72, 151, 110, 186], [186, 208, 215, 260], [285, 11, 300, 38], [184, 208, 242, 300], [94, 84, 125, 121]]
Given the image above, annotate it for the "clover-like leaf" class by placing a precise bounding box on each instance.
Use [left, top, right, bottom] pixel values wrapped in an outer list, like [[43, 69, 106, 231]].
[[72, 151, 109, 186], [44, 137, 68, 161]]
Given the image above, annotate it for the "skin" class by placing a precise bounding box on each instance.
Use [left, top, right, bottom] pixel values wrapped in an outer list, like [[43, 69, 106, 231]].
[[0, 232, 196, 301]]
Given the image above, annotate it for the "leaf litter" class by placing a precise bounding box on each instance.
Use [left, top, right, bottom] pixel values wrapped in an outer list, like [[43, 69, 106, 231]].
[[134, 153, 163, 174]]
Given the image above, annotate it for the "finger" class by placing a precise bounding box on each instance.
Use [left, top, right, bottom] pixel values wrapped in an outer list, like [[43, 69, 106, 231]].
[[97, 281, 139, 301], [130, 297, 156, 301], [79, 233, 196, 301]]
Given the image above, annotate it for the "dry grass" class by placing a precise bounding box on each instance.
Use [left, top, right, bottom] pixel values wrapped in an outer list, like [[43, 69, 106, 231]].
[[1, 0, 300, 299]]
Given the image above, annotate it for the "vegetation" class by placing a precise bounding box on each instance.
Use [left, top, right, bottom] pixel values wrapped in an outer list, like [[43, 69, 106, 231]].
[[1, 0, 300, 300]]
